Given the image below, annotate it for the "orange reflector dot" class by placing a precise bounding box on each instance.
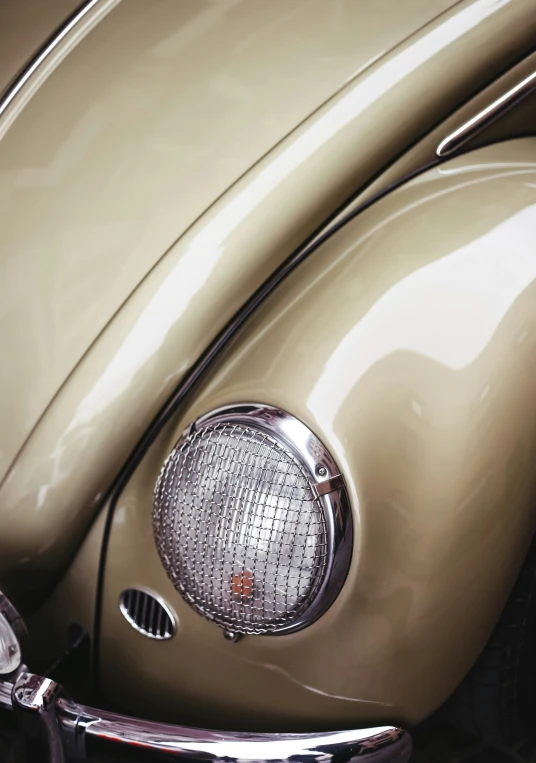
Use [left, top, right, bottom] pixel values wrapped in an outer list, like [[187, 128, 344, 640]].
[[231, 570, 253, 597]]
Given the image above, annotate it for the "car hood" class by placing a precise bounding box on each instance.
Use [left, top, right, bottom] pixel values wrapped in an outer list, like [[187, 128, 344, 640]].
[[0, 0, 458, 482]]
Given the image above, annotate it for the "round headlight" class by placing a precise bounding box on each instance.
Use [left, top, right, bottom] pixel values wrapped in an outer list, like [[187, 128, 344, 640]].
[[153, 404, 352, 635], [0, 612, 21, 675], [0, 592, 25, 676]]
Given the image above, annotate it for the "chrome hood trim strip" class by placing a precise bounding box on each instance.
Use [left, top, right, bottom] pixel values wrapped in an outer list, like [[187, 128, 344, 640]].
[[437, 68, 536, 157], [0, 0, 120, 135]]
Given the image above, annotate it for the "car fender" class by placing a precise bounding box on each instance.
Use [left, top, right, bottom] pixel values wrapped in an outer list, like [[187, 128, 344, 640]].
[[2, 1, 536, 609], [99, 139, 536, 728]]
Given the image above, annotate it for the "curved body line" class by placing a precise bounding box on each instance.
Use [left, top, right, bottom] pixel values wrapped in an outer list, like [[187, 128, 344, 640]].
[[0, 0, 114, 121], [92, 160, 440, 675], [2, 0, 534, 607], [437, 67, 536, 157], [99, 141, 536, 727]]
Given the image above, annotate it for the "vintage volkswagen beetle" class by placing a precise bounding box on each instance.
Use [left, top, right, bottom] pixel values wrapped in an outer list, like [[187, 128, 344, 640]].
[[1, 0, 536, 760]]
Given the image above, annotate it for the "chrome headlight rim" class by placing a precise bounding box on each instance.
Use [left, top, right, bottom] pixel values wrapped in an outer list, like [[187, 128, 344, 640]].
[[153, 403, 353, 636], [0, 591, 27, 676]]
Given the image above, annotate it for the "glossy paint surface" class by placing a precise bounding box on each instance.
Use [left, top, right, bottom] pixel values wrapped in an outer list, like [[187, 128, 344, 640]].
[[0, 0, 458, 485], [355, 50, 536, 211], [100, 141, 536, 729], [2, 0, 535, 607]]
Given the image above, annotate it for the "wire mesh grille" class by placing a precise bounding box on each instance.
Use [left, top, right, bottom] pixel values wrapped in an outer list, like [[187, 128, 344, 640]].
[[119, 589, 175, 640], [153, 422, 328, 634]]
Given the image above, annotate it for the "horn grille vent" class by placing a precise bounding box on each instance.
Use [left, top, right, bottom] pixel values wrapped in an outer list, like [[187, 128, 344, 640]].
[[119, 589, 175, 640]]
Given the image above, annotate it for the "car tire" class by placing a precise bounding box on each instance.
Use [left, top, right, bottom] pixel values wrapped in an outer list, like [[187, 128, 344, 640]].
[[444, 535, 536, 746]]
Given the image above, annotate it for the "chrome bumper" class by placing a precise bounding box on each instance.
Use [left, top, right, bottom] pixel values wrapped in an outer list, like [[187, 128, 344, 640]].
[[0, 672, 412, 762]]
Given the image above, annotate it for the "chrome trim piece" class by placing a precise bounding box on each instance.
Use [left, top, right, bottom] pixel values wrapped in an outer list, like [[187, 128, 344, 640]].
[[66, 707, 411, 762], [0, 679, 12, 711], [0, 0, 101, 118], [2, 673, 412, 762], [437, 69, 536, 158], [0, 592, 27, 651], [0, 0, 118, 130], [154, 404, 353, 636], [0, 591, 28, 675], [0, 611, 21, 676], [12, 672, 66, 763], [223, 629, 242, 642], [119, 588, 176, 640], [193, 404, 344, 491], [314, 474, 346, 497]]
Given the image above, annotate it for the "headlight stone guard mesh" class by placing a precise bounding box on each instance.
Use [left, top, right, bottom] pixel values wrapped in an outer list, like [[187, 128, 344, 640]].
[[153, 404, 352, 636]]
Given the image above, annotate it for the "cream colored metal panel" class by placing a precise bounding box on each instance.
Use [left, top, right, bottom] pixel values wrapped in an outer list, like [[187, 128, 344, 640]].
[[350, 50, 536, 213], [2, 1, 536, 607], [0, 0, 459, 483], [100, 140, 536, 729]]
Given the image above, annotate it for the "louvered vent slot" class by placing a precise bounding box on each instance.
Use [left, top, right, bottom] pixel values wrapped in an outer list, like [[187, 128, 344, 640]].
[[119, 589, 175, 640]]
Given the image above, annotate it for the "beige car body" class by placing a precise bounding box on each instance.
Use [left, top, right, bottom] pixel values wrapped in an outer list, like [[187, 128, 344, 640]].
[[1, 0, 536, 736]]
